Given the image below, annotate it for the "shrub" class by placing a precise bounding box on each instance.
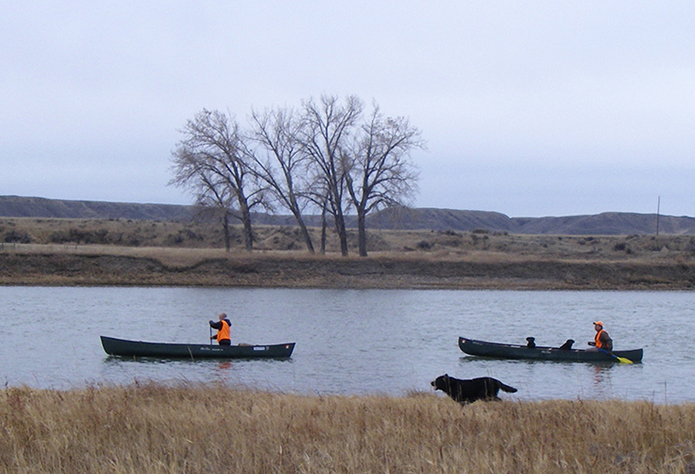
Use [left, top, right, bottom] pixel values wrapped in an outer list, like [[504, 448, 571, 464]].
[[687, 238, 695, 255], [49, 228, 109, 244], [416, 240, 432, 250], [165, 229, 204, 245], [3, 230, 30, 243]]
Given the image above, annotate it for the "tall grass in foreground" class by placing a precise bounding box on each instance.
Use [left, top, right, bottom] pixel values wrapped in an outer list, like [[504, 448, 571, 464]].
[[1, 384, 695, 473]]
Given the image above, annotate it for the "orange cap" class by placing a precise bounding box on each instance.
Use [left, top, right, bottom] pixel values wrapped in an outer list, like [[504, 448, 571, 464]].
[[593, 321, 604, 327]]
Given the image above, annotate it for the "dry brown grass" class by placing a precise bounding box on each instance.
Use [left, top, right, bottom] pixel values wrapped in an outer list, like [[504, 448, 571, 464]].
[[3, 216, 695, 263], [2, 384, 695, 473]]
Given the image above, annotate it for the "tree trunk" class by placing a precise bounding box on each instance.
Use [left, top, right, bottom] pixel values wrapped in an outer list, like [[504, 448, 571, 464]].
[[298, 220, 315, 253], [357, 210, 368, 257], [241, 213, 253, 252], [237, 197, 254, 252], [291, 209, 314, 253], [320, 203, 327, 255], [223, 213, 231, 252], [334, 210, 349, 257]]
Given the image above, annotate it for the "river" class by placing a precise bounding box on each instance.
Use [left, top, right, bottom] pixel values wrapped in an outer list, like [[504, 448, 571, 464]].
[[1, 287, 692, 403]]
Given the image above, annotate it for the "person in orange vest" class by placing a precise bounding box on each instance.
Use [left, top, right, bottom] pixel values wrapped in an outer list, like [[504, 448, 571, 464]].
[[209, 313, 232, 346], [587, 321, 613, 352]]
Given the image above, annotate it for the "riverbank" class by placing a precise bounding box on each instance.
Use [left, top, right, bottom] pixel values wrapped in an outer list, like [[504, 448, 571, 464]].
[[2, 217, 695, 289], [1, 245, 694, 289], [1, 384, 693, 473]]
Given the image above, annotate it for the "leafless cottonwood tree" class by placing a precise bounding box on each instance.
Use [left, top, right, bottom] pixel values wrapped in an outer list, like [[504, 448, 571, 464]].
[[173, 154, 236, 250], [298, 95, 363, 257], [170, 109, 263, 252], [248, 107, 316, 253], [171, 96, 422, 256], [347, 105, 423, 256]]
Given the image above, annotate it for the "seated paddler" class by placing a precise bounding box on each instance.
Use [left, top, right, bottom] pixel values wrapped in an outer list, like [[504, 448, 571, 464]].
[[209, 313, 232, 346], [587, 321, 612, 352]]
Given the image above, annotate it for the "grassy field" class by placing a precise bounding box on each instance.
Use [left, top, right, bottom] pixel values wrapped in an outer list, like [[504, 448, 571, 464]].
[[1, 217, 695, 289], [1, 383, 694, 473], [3, 216, 695, 259]]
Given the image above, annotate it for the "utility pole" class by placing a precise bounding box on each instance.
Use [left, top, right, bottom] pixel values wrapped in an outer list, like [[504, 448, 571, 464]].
[[656, 196, 661, 236]]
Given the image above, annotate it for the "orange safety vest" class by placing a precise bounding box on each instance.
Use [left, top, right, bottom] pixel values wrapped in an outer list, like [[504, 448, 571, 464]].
[[216, 320, 231, 343], [594, 329, 607, 349]]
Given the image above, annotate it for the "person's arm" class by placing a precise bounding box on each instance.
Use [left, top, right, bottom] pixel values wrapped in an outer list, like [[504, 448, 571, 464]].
[[600, 332, 613, 351], [209, 320, 222, 330]]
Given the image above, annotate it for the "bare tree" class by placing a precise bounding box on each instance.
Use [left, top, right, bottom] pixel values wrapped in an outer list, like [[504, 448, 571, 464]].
[[170, 109, 262, 252], [248, 107, 316, 253], [347, 104, 423, 256], [170, 148, 236, 250], [170, 97, 422, 257], [298, 95, 363, 257]]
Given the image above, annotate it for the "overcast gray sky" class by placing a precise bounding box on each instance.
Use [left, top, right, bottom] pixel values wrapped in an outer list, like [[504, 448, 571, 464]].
[[2, 1, 694, 217]]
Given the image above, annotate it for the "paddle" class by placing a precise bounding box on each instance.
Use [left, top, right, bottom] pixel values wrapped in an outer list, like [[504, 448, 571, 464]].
[[599, 348, 633, 364]]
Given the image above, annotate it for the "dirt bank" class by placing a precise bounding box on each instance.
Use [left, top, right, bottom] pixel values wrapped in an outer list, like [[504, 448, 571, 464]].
[[1, 251, 694, 289]]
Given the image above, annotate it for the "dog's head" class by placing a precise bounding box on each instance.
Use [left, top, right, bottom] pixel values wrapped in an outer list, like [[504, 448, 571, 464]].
[[431, 374, 451, 392], [559, 339, 575, 350]]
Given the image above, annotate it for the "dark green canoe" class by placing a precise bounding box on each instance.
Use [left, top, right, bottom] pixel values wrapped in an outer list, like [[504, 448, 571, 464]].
[[459, 336, 643, 363], [101, 336, 295, 359]]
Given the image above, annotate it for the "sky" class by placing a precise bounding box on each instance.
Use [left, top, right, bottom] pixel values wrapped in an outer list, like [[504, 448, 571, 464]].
[[2, 1, 694, 218]]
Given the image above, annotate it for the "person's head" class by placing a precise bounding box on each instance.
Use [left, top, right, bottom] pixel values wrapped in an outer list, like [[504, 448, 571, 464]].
[[219, 312, 227, 321], [593, 321, 604, 331]]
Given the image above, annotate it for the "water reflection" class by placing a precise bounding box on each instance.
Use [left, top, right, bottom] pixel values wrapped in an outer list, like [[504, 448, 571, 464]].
[[591, 364, 614, 399]]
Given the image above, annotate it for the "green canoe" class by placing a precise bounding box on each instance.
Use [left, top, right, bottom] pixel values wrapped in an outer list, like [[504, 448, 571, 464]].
[[459, 336, 643, 363], [101, 335, 295, 359]]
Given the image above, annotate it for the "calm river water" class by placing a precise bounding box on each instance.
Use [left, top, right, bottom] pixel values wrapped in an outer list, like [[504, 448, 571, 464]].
[[1, 287, 693, 403]]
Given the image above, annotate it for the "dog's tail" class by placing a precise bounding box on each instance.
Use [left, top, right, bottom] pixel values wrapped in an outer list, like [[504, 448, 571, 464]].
[[498, 382, 518, 393]]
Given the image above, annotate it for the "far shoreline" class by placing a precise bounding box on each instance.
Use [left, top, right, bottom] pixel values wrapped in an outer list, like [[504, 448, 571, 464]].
[[1, 246, 694, 291]]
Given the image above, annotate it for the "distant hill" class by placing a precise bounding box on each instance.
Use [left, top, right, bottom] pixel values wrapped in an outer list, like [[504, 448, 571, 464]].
[[370, 207, 695, 235], [1, 195, 694, 235], [0, 196, 195, 221]]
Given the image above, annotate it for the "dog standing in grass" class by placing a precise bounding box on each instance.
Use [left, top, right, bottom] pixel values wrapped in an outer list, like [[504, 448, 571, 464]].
[[431, 374, 517, 404]]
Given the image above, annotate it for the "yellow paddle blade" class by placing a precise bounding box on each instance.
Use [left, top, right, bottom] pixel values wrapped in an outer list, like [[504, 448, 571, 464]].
[[616, 356, 633, 364]]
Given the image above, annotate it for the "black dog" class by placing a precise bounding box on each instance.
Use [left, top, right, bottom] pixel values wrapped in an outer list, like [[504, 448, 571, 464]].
[[558, 339, 575, 350], [526, 337, 536, 348], [431, 374, 517, 404]]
